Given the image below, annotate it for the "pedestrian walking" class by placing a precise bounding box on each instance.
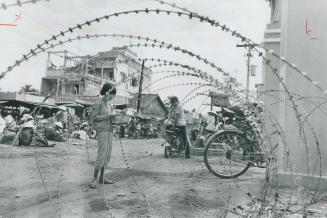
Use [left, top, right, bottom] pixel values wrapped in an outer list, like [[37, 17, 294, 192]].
[[89, 83, 119, 188]]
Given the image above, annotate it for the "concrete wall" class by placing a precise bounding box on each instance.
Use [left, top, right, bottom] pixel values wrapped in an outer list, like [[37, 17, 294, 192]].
[[264, 0, 327, 185], [281, 0, 327, 176], [263, 21, 283, 170]]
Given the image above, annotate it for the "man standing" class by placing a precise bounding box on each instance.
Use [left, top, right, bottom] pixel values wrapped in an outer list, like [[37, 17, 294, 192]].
[[168, 96, 191, 158]]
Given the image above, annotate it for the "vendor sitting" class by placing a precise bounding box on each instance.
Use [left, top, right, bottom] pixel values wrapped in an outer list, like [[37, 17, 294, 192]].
[[19, 109, 35, 146]]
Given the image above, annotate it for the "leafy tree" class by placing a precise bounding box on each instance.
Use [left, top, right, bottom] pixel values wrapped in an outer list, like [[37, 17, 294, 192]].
[[19, 84, 39, 95]]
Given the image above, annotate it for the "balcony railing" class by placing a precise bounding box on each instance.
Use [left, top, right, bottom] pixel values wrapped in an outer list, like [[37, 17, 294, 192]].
[[55, 95, 98, 103], [45, 69, 64, 77]]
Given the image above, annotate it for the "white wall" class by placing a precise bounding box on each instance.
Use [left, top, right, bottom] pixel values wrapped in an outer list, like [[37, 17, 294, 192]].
[[266, 0, 327, 180]]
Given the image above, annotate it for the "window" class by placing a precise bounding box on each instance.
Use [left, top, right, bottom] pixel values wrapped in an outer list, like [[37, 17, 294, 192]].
[[103, 68, 114, 80], [72, 84, 79, 94], [95, 68, 102, 77], [120, 72, 127, 82], [130, 77, 139, 87]]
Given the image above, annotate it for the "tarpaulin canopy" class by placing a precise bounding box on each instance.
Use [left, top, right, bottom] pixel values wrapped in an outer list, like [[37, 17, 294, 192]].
[[130, 94, 168, 119]]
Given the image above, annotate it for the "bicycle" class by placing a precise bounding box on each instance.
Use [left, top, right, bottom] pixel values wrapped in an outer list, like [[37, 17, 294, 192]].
[[203, 106, 265, 179], [163, 127, 185, 158]]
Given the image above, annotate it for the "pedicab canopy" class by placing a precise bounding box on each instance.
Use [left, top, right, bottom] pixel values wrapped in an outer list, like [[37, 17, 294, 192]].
[[130, 94, 168, 120], [209, 91, 231, 107]]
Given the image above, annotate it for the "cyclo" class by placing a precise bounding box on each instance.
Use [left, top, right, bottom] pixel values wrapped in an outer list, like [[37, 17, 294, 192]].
[[162, 119, 186, 158], [203, 105, 265, 179]]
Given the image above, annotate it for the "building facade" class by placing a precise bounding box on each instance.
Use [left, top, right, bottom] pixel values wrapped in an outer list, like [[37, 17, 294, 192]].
[[263, 0, 327, 187], [40, 47, 152, 105]]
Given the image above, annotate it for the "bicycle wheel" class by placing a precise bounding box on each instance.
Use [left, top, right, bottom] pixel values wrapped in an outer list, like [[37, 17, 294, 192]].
[[204, 130, 251, 179]]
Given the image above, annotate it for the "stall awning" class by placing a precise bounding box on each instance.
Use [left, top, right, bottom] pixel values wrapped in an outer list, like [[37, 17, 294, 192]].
[[56, 102, 84, 108], [73, 99, 94, 106], [0, 100, 59, 110]]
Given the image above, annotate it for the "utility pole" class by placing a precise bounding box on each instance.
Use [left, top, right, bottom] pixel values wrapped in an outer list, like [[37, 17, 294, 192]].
[[136, 59, 145, 113], [197, 92, 215, 110], [210, 91, 213, 110], [236, 43, 257, 102]]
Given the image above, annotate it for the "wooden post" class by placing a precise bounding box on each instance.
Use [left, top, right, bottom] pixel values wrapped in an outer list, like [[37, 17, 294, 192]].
[[63, 50, 67, 70], [136, 60, 145, 113]]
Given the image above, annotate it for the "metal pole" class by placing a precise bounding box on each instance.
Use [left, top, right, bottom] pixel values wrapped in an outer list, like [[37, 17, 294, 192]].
[[137, 59, 145, 113]]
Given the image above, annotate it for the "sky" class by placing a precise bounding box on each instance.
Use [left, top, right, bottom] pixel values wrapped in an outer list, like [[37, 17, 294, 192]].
[[0, 0, 271, 110]]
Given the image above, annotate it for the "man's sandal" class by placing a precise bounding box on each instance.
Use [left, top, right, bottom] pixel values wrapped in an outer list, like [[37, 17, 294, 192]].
[[89, 181, 98, 188]]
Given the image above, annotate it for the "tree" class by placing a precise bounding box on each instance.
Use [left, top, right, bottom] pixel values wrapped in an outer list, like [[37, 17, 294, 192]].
[[19, 84, 39, 95]]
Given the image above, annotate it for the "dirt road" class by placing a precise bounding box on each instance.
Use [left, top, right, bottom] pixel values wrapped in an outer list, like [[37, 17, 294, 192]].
[[0, 138, 266, 217]]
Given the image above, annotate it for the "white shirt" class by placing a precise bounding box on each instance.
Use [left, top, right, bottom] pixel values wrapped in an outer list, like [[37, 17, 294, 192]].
[[192, 111, 199, 119], [169, 104, 186, 126], [205, 115, 216, 131]]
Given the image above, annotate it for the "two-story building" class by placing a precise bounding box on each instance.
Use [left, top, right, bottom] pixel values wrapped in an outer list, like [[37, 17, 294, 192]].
[[40, 47, 152, 105]]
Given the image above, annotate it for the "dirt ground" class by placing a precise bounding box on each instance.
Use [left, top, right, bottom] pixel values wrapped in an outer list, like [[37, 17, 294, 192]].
[[0, 137, 272, 218]]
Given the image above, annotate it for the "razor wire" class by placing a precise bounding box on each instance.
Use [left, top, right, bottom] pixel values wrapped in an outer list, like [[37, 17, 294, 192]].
[[146, 57, 322, 204], [0, 9, 234, 79], [0, 4, 327, 216], [110, 83, 248, 217], [179, 82, 318, 216], [114, 57, 322, 216], [149, 0, 327, 95], [0, 0, 50, 10], [0, 91, 65, 216], [246, 96, 321, 216], [7, 33, 242, 90], [113, 6, 327, 198], [159, 82, 276, 215], [1, 81, 310, 216], [2, 58, 322, 218], [140, 79, 260, 215], [6, 29, 316, 140], [0, 7, 325, 102], [0, 32, 244, 96], [83, 137, 115, 218], [115, 115, 164, 217]]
